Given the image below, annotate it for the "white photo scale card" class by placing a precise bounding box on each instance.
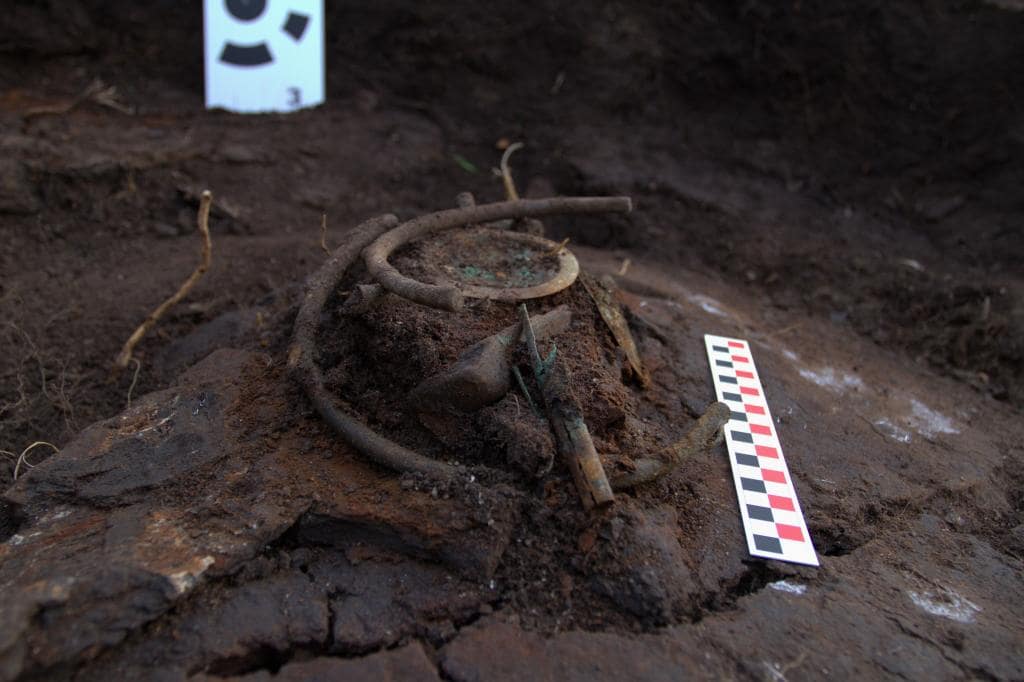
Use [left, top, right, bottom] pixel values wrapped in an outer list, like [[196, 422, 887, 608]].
[[204, 0, 324, 113], [704, 335, 819, 566]]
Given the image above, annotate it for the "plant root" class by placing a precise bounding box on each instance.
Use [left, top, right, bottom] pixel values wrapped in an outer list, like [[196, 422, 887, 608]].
[[1, 441, 60, 481], [115, 190, 213, 369], [125, 357, 141, 409], [498, 141, 524, 200], [319, 213, 330, 256]]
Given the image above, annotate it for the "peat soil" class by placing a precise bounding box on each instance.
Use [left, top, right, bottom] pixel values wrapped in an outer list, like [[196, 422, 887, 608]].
[[1, 1, 1023, 680]]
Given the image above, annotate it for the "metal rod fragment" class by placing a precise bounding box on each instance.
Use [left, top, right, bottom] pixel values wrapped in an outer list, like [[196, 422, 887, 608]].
[[520, 303, 545, 383], [580, 272, 650, 387], [519, 304, 615, 510], [610, 402, 731, 489], [288, 213, 457, 478], [338, 282, 385, 316], [511, 366, 541, 417]]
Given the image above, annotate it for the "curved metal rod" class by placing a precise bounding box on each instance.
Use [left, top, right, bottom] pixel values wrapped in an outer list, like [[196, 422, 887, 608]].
[[610, 402, 731, 489], [363, 196, 633, 311], [288, 213, 457, 478], [289, 198, 657, 487]]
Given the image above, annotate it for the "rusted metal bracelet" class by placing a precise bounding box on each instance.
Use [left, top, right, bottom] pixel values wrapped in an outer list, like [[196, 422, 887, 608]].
[[363, 196, 632, 311], [288, 213, 458, 478]]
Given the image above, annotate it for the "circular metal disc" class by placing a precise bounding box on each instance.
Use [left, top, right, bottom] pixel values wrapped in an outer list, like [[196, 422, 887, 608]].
[[417, 228, 579, 301]]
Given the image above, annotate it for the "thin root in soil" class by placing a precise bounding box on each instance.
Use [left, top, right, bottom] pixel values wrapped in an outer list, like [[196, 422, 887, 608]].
[[114, 190, 214, 370], [1, 440, 60, 481]]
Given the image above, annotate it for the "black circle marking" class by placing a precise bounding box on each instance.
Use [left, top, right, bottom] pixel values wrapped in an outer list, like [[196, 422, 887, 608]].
[[225, 0, 266, 22]]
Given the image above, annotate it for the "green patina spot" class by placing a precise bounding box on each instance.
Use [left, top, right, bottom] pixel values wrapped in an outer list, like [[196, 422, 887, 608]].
[[459, 265, 496, 281]]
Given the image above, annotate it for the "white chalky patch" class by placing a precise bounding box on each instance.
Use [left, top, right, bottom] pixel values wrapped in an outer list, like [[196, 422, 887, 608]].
[[908, 588, 980, 624], [872, 418, 913, 444], [763, 661, 790, 682], [136, 413, 175, 436], [768, 580, 807, 595], [897, 258, 925, 272], [797, 366, 864, 393], [687, 294, 728, 318], [906, 399, 959, 439]]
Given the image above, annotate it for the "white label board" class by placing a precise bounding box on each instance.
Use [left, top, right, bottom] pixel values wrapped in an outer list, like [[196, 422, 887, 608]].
[[204, 0, 324, 113]]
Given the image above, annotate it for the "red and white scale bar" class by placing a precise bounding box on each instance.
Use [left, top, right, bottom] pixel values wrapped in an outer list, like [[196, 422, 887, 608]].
[[704, 335, 818, 566]]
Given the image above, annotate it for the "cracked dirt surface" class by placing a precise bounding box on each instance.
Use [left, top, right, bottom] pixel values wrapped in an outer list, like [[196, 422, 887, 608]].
[[2, 260, 1021, 679], [2, 1, 1023, 680]]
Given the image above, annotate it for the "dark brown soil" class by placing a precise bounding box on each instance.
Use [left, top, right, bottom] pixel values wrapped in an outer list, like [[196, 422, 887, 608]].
[[1, 2, 1023, 680]]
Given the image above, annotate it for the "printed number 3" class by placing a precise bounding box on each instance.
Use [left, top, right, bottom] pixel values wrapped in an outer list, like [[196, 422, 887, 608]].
[[287, 87, 301, 107]]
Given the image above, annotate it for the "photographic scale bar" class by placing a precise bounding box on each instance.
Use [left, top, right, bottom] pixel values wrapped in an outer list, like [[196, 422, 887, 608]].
[[704, 335, 819, 566]]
